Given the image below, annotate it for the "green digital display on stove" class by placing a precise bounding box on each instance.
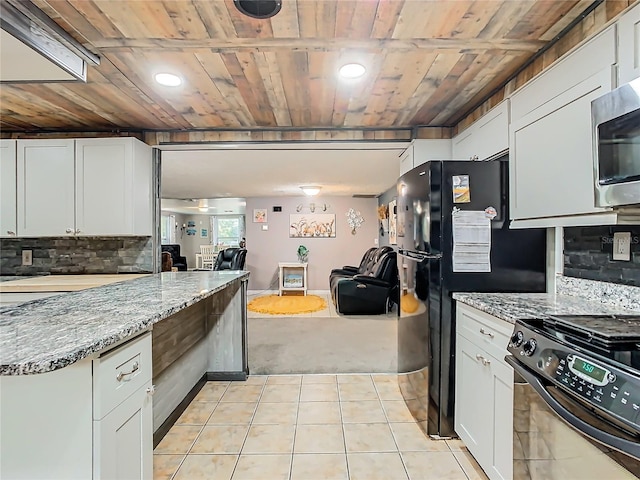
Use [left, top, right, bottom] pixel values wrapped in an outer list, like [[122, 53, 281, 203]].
[[573, 357, 606, 382]]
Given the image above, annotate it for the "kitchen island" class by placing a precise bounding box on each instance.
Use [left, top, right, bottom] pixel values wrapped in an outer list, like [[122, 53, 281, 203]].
[[0, 270, 249, 480]]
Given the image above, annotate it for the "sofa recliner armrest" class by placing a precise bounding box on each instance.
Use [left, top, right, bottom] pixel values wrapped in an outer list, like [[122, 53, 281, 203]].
[[351, 275, 393, 288]]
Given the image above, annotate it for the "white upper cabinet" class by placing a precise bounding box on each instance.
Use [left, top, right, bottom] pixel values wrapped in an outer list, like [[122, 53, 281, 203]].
[[400, 139, 453, 176], [17, 139, 76, 237], [452, 100, 509, 161], [618, 3, 640, 85], [399, 144, 414, 176], [412, 139, 452, 167], [75, 138, 152, 236], [509, 27, 616, 225], [15, 137, 152, 237], [0, 140, 17, 237]]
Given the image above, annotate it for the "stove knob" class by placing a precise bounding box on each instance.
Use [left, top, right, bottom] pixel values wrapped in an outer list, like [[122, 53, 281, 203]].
[[510, 331, 524, 347], [523, 339, 537, 357]]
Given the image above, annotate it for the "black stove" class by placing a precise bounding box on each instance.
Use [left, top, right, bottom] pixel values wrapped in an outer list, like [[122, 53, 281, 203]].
[[507, 315, 640, 442]]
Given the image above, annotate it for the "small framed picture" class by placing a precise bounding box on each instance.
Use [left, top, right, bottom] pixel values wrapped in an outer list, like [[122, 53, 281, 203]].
[[200, 228, 208, 238], [253, 208, 267, 223]]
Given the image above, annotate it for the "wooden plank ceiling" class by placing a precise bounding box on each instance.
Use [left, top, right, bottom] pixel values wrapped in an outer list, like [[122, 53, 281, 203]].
[[0, 0, 598, 132]]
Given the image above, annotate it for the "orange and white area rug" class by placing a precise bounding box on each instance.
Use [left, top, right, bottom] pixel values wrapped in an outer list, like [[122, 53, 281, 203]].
[[247, 294, 327, 315]]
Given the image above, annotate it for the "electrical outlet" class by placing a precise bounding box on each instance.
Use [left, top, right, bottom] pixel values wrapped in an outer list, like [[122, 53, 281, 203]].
[[22, 250, 33, 266], [613, 232, 631, 261]]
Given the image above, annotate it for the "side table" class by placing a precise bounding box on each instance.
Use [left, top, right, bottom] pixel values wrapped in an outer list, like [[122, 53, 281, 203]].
[[278, 262, 308, 296]]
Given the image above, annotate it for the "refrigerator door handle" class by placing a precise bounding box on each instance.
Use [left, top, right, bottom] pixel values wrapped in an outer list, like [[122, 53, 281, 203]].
[[399, 249, 443, 261]]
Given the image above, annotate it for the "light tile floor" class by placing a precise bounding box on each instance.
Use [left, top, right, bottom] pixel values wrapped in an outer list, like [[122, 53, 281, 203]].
[[154, 374, 489, 480]]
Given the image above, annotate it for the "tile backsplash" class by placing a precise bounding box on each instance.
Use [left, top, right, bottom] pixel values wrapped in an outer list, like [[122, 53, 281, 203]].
[[564, 226, 640, 287], [0, 237, 153, 275]]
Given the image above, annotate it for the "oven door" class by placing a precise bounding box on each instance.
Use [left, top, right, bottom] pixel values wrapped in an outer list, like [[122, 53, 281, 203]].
[[507, 355, 640, 479], [592, 77, 640, 207]]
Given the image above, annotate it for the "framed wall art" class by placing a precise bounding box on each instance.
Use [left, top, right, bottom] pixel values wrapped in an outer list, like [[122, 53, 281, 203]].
[[289, 213, 336, 238], [388, 199, 397, 245], [253, 208, 267, 223]]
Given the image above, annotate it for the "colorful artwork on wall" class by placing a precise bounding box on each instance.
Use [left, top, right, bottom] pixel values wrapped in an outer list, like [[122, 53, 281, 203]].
[[289, 214, 336, 238], [253, 209, 267, 223]]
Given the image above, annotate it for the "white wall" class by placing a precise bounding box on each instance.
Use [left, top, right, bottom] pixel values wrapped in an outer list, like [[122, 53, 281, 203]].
[[245, 196, 379, 291]]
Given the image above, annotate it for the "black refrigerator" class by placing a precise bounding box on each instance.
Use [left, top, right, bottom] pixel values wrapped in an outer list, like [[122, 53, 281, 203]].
[[396, 157, 546, 438]]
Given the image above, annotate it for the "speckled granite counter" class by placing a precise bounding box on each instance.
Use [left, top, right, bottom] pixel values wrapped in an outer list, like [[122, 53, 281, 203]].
[[453, 276, 640, 324], [0, 271, 249, 375]]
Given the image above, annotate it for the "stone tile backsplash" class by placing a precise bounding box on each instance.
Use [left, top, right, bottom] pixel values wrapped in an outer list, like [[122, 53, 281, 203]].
[[0, 236, 153, 275], [564, 226, 640, 287]]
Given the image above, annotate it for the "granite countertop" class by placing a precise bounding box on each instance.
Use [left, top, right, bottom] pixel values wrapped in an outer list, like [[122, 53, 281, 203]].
[[0, 274, 151, 292], [0, 271, 249, 376], [453, 277, 640, 324]]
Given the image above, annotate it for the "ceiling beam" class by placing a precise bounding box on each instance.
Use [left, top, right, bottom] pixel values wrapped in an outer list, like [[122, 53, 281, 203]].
[[91, 37, 545, 54]]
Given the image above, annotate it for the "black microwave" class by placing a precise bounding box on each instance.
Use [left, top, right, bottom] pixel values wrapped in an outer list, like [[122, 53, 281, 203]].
[[591, 77, 640, 207]]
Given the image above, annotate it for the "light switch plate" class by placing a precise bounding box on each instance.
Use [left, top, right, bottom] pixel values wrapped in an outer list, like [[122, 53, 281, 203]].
[[612, 232, 631, 261]]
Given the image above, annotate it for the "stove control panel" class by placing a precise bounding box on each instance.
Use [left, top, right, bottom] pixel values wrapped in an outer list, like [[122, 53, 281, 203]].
[[508, 324, 640, 433]]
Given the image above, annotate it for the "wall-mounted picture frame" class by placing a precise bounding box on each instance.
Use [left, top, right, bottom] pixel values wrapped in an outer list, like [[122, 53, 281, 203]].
[[289, 213, 336, 238], [388, 199, 397, 245], [200, 228, 208, 238], [253, 208, 267, 223], [187, 220, 196, 227]]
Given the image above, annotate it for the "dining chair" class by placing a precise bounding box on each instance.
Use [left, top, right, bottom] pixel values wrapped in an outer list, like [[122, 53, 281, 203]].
[[200, 244, 216, 270]]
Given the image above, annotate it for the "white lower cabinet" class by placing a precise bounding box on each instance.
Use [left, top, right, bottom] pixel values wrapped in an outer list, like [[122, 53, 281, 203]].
[[93, 331, 153, 479], [455, 303, 513, 480], [94, 380, 153, 480], [0, 332, 153, 479]]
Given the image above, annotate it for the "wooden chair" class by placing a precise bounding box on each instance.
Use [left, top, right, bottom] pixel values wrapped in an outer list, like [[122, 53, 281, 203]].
[[200, 244, 216, 270]]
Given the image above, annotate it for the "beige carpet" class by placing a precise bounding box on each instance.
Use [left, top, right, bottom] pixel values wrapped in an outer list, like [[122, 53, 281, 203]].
[[248, 294, 327, 315], [248, 316, 398, 375]]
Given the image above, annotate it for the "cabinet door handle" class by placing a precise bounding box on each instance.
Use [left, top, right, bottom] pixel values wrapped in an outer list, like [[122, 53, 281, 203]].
[[475, 354, 491, 366], [146, 384, 156, 396], [479, 328, 494, 338], [65, 228, 74, 233], [6, 230, 15, 236], [75, 228, 81, 234], [116, 361, 139, 381]]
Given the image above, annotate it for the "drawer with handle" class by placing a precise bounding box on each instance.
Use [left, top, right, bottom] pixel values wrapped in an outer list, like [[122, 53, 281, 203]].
[[93, 332, 152, 420], [457, 304, 512, 361]]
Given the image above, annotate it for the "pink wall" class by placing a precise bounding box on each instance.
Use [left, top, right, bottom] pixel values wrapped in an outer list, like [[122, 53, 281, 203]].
[[245, 196, 380, 291]]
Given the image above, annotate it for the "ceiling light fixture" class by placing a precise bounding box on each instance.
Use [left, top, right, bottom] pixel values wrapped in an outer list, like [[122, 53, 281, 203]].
[[301, 186, 321, 196], [339, 63, 366, 79], [154, 72, 181, 87]]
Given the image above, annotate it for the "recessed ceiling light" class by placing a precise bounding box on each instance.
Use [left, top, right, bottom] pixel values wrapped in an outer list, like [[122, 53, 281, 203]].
[[339, 63, 366, 79], [154, 73, 181, 87]]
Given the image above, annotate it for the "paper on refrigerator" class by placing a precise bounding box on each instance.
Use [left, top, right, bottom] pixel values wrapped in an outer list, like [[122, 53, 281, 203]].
[[452, 209, 491, 272]]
